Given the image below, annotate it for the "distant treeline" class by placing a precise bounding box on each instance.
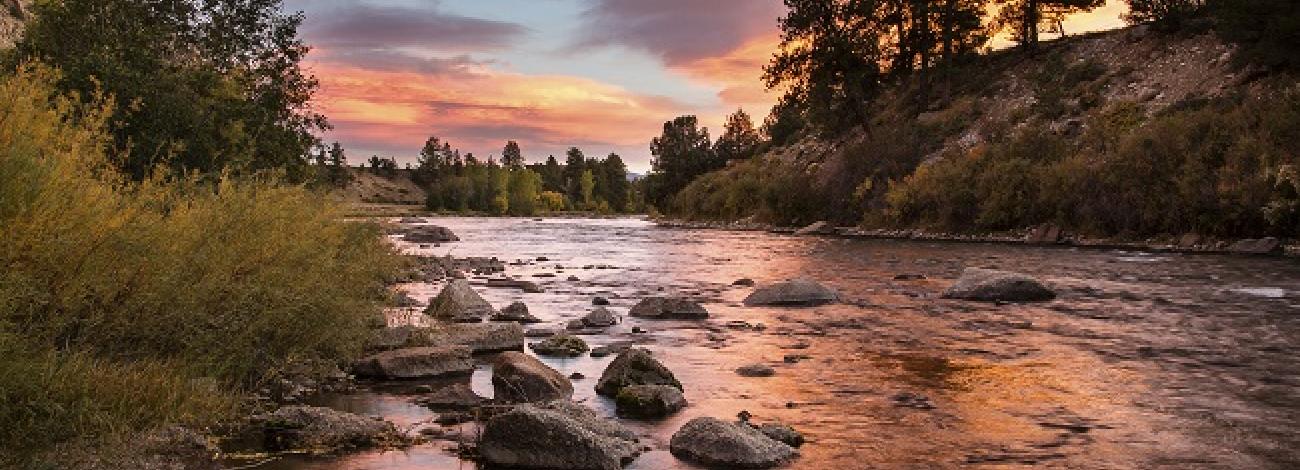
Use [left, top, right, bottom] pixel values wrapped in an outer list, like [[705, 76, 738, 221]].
[[645, 0, 1300, 238]]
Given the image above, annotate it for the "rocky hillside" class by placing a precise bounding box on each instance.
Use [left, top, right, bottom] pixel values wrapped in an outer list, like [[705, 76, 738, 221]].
[[337, 168, 425, 205], [0, 0, 29, 48], [675, 24, 1298, 240]]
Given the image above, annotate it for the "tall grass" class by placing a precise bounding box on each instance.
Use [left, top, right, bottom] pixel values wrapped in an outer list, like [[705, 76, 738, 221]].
[[0, 64, 403, 463]]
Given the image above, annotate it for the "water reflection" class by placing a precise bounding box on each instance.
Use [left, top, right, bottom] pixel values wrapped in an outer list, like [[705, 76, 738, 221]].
[[256, 217, 1300, 470]]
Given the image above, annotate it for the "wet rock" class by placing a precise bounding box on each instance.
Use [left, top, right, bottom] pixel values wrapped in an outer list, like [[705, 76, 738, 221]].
[[595, 348, 682, 397], [397, 217, 426, 224], [531, 334, 590, 357], [753, 423, 804, 448], [479, 401, 641, 470], [1227, 237, 1282, 255], [352, 346, 474, 380], [492, 301, 542, 323], [616, 384, 687, 419], [1025, 224, 1063, 244], [567, 276, 581, 282], [526, 328, 559, 338], [736, 364, 776, 377], [570, 372, 586, 380], [732, 278, 756, 286], [402, 225, 459, 243], [941, 268, 1056, 302], [593, 296, 611, 306], [794, 221, 834, 236], [254, 406, 401, 452], [392, 291, 420, 307], [629, 297, 709, 320], [415, 383, 485, 410], [590, 342, 634, 358], [491, 351, 574, 403], [743, 278, 838, 307], [581, 307, 619, 327], [427, 322, 525, 354], [425, 279, 497, 322], [435, 412, 474, 426], [631, 327, 646, 334], [366, 326, 422, 351], [892, 392, 935, 410], [669, 417, 797, 469], [893, 274, 927, 281], [487, 277, 545, 293], [783, 354, 810, 364]]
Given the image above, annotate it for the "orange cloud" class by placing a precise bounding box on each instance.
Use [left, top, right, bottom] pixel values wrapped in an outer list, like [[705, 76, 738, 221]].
[[310, 61, 688, 160]]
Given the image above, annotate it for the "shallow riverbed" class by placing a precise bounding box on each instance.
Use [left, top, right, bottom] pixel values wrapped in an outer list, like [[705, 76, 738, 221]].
[[256, 217, 1300, 469]]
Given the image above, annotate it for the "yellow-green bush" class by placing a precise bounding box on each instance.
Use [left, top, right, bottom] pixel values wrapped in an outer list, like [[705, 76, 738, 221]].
[[0, 64, 402, 462]]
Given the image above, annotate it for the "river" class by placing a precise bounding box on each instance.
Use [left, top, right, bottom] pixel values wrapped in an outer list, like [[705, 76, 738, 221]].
[[258, 217, 1300, 469]]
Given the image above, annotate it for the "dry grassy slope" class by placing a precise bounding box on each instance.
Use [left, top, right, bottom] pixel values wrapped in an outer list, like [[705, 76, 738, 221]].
[[335, 168, 425, 205], [772, 25, 1253, 185]]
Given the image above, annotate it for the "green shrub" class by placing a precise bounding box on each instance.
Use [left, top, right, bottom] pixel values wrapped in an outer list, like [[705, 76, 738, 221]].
[[0, 64, 402, 462]]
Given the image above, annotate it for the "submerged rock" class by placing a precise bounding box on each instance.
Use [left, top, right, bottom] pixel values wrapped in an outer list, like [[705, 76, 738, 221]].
[[352, 346, 474, 380], [397, 217, 426, 224], [732, 278, 756, 286], [492, 352, 574, 403], [492, 301, 543, 323], [590, 342, 634, 358], [743, 278, 838, 307], [425, 279, 497, 322], [595, 348, 681, 397], [531, 334, 591, 357], [616, 384, 687, 419], [255, 406, 401, 452], [479, 401, 641, 470], [402, 225, 459, 243], [487, 277, 545, 293], [628, 297, 709, 320], [735, 364, 776, 377], [1227, 237, 1283, 255], [941, 268, 1056, 302], [669, 417, 797, 469]]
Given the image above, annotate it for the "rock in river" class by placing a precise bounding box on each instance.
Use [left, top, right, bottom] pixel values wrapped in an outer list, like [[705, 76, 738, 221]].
[[426, 322, 525, 354], [492, 352, 574, 403], [616, 384, 687, 419], [628, 297, 708, 320], [425, 279, 497, 322], [669, 417, 797, 469], [581, 306, 619, 327], [352, 346, 474, 380], [401, 225, 459, 243], [255, 406, 401, 452], [1227, 237, 1283, 255], [479, 401, 641, 470], [941, 268, 1056, 302], [531, 334, 590, 357], [595, 348, 682, 397], [492, 301, 542, 323], [754, 422, 805, 448], [736, 364, 776, 377], [743, 278, 838, 307]]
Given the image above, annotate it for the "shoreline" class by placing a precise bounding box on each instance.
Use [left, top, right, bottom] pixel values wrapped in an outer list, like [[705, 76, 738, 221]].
[[652, 219, 1299, 258]]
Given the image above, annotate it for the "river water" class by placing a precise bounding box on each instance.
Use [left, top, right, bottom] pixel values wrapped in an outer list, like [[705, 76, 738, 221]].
[[261, 217, 1300, 470]]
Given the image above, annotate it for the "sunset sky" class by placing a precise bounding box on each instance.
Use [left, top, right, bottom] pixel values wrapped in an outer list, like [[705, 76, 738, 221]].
[[284, 0, 1129, 172]]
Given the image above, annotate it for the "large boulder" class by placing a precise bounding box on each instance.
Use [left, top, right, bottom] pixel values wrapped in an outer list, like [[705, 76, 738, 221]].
[[414, 382, 485, 410], [402, 225, 459, 243], [351, 346, 474, 379], [479, 401, 641, 470], [595, 348, 681, 397], [941, 268, 1056, 302], [628, 297, 708, 320], [743, 278, 838, 307], [425, 279, 497, 322], [255, 406, 401, 452], [492, 352, 574, 403], [487, 278, 545, 293], [531, 334, 590, 357], [1227, 237, 1283, 255], [616, 384, 686, 419], [428, 322, 526, 354], [669, 417, 797, 469]]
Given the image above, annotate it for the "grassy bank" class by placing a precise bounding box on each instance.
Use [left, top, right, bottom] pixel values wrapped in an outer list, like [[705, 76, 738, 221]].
[[0, 65, 404, 466]]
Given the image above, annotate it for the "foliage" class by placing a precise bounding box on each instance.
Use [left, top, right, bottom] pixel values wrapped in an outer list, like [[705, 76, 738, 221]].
[[996, 0, 1107, 48], [884, 89, 1300, 236], [1211, 0, 1300, 70], [714, 108, 763, 162], [502, 140, 524, 168], [1123, 0, 1207, 30], [0, 65, 401, 462], [11, 0, 327, 181], [646, 116, 721, 209]]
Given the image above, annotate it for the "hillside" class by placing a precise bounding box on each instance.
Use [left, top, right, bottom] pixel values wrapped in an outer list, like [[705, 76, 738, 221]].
[[672, 25, 1299, 240], [336, 168, 425, 205], [0, 0, 29, 48]]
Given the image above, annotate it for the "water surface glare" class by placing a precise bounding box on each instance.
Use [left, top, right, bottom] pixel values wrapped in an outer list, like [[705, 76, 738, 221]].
[[264, 217, 1300, 469]]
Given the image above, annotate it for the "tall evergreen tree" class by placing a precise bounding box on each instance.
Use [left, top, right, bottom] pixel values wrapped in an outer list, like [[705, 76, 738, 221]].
[[714, 108, 763, 162], [502, 140, 524, 168], [646, 116, 719, 208]]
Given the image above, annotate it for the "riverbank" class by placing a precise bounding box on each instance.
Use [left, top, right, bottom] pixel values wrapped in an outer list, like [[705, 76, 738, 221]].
[[653, 218, 1300, 258]]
